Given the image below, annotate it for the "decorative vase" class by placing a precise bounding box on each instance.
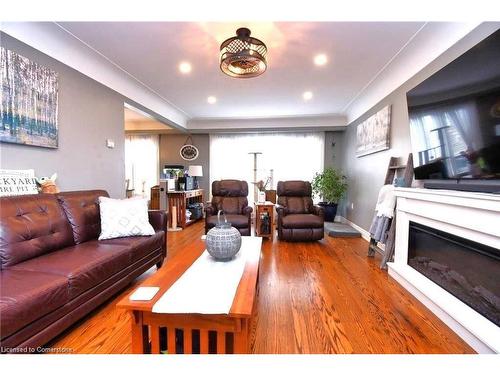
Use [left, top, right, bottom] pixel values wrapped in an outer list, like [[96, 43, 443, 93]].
[[206, 210, 242, 261], [258, 191, 266, 203]]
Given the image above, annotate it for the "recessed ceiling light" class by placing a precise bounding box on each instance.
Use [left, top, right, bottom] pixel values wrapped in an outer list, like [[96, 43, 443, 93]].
[[303, 91, 313, 101], [179, 62, 192, 74], [207, 96, 217, 104], [314, 54, 328, 66]]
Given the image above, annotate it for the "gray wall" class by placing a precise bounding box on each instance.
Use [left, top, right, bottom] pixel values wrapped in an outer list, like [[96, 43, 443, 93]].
[[159, 134, 210, 196], [0, 32, 126, 198], [340, 26, 499, 231], [324, 131, 346, 171], [324, 130, 347, 216]]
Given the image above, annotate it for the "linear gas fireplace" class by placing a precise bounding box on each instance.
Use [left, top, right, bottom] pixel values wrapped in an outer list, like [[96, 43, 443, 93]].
[[408, 222, 500, 327]]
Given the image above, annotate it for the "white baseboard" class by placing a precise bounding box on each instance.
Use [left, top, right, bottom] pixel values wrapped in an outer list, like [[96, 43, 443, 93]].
[[337, 216, 386, 254]]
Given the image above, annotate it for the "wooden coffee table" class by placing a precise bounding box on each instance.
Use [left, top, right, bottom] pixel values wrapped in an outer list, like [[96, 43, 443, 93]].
[[117, 236, 262, 354]]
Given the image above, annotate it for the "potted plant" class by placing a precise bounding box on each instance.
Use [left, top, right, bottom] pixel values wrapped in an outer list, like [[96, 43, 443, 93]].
[[311, 167, 348, 222]]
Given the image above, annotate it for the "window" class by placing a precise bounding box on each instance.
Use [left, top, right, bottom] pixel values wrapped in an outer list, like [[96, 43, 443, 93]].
[[210, 132, 325, 205], [125, 134, 159, 200]]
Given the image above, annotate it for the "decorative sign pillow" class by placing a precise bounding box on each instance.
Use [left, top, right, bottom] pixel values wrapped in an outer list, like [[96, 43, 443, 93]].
[[0, 169, 38, 196], [98, 196, 155, 240]]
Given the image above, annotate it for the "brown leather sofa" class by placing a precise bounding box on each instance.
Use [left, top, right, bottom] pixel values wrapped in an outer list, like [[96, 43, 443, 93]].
[[0, 190, 167, 351], [276, 181, 324, 241], [204, 180, 253, 236]]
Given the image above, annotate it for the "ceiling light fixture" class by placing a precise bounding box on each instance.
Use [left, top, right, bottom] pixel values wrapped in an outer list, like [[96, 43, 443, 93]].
[[179, 62, 192, 74], [207, 96, 217, 104], [314, 54, 328, 66], [220, 28, 268, 78], [303, 91, 313, 101]]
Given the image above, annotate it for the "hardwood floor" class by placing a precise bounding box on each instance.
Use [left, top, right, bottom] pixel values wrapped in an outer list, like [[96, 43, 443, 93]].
[[49, 221, 474, 354]]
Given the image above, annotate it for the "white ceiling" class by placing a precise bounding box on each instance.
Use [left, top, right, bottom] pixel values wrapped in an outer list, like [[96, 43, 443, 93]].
[[58, 22, 425, 119]]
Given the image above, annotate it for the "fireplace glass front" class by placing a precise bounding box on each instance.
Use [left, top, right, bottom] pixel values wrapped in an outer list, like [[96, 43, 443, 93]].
[[408, 221, 500, 326]]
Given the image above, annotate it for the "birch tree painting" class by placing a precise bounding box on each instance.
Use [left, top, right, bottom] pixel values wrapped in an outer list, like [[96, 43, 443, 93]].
[[1, 47, 59, 148]]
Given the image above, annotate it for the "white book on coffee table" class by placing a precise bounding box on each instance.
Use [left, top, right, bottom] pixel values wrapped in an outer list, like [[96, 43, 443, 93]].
[[129, 287, 160, 301]]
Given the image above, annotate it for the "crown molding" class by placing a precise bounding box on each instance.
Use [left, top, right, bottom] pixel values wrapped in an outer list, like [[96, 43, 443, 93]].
[[0, 22, 189, 129], [343, 22, 497, 124]]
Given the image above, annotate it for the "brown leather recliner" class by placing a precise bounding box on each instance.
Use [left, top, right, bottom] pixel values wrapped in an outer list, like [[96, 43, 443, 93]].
[[276, 181, 325, 241], [205, 180, 253, 236]]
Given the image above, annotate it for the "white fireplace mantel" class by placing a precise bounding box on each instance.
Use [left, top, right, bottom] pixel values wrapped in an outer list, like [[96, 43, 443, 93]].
[[387, 187, 500, 353]]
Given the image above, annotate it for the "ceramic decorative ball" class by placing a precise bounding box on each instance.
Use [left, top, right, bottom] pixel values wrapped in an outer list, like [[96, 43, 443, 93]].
[[206, 210, 242, 261]]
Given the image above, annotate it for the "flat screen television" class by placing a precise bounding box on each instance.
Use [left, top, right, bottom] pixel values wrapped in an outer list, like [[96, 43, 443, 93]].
[[407, 29, 500, 193]]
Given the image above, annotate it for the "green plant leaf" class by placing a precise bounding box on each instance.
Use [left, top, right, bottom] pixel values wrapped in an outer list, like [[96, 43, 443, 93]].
[[311, 167, 347, 204]]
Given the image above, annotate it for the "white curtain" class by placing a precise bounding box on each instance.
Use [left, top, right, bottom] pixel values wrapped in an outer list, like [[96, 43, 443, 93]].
[[210, 132, 325, 205], [125, 134, 159, 200]]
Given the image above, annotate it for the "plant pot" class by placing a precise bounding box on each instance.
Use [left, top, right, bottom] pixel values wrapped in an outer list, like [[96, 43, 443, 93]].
[[318, 202, 338, 222]]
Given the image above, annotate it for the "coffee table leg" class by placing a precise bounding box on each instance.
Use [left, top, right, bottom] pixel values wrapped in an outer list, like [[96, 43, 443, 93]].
[[130, 311, 147, 354], [234, 318, 249, 354], [150, 324, 160, 354]]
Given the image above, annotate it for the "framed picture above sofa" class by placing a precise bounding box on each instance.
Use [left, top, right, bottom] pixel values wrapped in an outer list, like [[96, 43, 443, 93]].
[[0, 47, 59, 149]]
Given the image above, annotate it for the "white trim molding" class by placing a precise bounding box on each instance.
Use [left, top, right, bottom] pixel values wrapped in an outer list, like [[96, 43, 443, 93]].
[[388, 188, 500, 353], [344, 22, 499, 124], [0, 22, 189, 129], [187, 114, 347, 132]]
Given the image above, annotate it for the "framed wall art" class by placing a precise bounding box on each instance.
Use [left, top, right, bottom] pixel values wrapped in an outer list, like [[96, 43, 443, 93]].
[[179, 136, 199, 161], [1, 47, 59, 148], [356, 105, 391, 157]]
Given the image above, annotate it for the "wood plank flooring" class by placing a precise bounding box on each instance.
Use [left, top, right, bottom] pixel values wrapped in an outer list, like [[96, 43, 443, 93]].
[[49, 221, 474, 354]]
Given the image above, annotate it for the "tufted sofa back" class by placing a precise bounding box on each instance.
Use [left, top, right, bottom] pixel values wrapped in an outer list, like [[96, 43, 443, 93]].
[[277, 181, 314, 214], [0, 190, 110, 269], [0, 194, 74, 268], [56, 190, 108, 244], [211, 180, 249, 215]]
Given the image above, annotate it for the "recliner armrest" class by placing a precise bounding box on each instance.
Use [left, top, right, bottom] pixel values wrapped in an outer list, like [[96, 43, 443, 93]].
[[242, 206, 253, 216], [275, 204, 286, 217], [148, 210, 167, 232], [312, 205, 325, 219], [205, 203, 215, 216]]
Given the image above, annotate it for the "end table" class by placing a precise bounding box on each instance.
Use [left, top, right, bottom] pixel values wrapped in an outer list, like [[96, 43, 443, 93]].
[[254, 201, 275, 239]]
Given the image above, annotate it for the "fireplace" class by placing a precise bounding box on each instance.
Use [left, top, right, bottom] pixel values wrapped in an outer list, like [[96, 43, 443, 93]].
[[388, 188, 500, 352], [408, 221, 500, 326]]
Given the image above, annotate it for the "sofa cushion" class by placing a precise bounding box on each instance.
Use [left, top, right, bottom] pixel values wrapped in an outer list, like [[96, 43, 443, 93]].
[[212, 197, 248, 215], [277, 180, 312, 197], [282, 214, 324, 229], [100, 231, 164, 262], [11, 241, 131, 299], [279, 197, 313, 214], [56, 190, 109, 244], [0, 269, 70, 339], [212, 180, 248, 196], [0, 194, 75, 268], [206, 214, 249, 229]]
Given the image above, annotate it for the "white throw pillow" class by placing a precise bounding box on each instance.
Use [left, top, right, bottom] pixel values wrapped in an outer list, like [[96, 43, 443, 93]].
[[98, 196, 155, 240], [0, 169, 38, 196]]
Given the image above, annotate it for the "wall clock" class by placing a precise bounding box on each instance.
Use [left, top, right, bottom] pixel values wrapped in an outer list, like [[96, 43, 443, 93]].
[[180, 137, 199, 161]]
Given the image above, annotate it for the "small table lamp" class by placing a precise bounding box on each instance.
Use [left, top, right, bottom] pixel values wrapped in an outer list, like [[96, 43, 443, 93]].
[[188, 165, 203, 189]]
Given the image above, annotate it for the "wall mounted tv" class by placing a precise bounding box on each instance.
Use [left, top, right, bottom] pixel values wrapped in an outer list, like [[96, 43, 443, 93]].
[[407, 29, 500, 193]]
